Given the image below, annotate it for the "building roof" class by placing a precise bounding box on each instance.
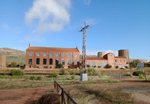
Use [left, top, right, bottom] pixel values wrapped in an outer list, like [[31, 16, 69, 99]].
[[26, 46, 79, 52], [115, 56, 126, 58], [86, 57, 107, 60]]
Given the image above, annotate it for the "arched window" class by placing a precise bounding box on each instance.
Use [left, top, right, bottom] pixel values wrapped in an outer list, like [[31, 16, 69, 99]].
[[55, 59, 59, 65], [68, 59, 71, 65], [92, 63, 96, 68], [62, 59, 65, 65], [29, 53, 32, 56], [36, 58, 40, 65], [103, 63, 107, 68], [62, 54, 65, 57], [68, 54, 71, 57], [56, 53, 59, 57], [74, 54, 77, 57], [49, 53, 53, 57], [49, 58, 53, 65], [28, 58, 32, 65], [86, 62, 90, 67], [74, 59, 77, 65], [43, 53, 47, 56], [36, 53, 40, 56], [119, 65, 121, 68], [98, 63, 101, 68], [43, 58, 47, 65]]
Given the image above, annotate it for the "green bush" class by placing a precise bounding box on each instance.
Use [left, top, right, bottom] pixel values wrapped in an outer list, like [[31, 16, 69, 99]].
[[50, 72, 59, 78], [72, 69, 78, 75], [24, 76, 30, 81], [71, 75, 75, 80], [59, 68, 66, 74], [37, 76, 43, 80], [101, 72, 106, 76], [87, 68, 100, 76], [139, 74, 144, 79], [56, 64, 63, 68], [64, 71, 70, 75], [133, 70, 145, 76], [104, 64, 112, 68], [11, 69, 24, 76], [30, 76, 36, 80]]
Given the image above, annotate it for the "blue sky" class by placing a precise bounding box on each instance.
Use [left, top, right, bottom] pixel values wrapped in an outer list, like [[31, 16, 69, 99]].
[[0, 0, 150, 60]]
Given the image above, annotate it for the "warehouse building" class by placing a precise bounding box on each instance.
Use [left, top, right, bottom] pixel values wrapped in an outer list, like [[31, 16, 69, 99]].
[[86, 52, 128, 69], [26, 44, 80, 69]]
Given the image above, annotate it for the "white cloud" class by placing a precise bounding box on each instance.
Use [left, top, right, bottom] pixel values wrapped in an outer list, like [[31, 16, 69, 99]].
[[83, 0, 91, 5], [25, 0, 71, 34], [1, 23, 9, 29], [86, 18, 96, 25], [82, 50, 118, 56]]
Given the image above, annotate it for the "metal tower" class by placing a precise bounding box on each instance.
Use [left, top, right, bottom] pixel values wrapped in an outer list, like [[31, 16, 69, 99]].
[[79, 22, 90, 69]]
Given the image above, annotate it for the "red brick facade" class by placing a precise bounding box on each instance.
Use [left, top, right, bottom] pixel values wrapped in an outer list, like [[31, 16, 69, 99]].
[[26, 44, 80, 69], [86, 53, 128, 69]]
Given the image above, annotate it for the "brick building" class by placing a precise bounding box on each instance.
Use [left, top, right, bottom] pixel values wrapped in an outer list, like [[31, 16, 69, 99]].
[[26, 44, 80, 69], [86, 52, 128, 69], [0, 54, 6, 70]]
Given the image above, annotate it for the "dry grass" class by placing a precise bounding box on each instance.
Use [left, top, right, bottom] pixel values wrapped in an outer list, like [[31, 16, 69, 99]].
[[76, 85, 134, 104]]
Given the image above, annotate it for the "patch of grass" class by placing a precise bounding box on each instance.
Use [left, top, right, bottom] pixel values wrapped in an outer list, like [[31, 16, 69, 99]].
[[11, 69, 24, 76], [71, 75, 75, 80], [77, 85, 134, 104], [50, 72, 59, 78], [37, 76, 43, 80], [30, 75, 36, 80]]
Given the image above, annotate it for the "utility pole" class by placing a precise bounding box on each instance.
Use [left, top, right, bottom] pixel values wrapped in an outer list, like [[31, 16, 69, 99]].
[[79, 22, 90, 69]]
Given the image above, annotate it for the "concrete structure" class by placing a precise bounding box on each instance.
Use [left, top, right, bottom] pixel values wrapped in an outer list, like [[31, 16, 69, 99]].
[[97, 52, 106, 57], [118, 49, 129, 63], [0, 54, 6, 70], [26, 44, 80, 69], [86, 52, 128, 69]]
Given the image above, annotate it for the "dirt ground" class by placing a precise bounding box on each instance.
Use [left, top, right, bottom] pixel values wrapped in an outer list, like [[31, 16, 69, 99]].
[[0, 81, 150, 104]]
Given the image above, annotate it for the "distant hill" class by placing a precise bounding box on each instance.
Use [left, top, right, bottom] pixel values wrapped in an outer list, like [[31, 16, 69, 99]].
[[0, 47, 26, 64]]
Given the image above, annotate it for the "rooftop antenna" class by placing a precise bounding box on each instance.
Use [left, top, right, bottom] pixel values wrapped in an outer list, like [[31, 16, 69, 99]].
[[79, 22, 90, 69]]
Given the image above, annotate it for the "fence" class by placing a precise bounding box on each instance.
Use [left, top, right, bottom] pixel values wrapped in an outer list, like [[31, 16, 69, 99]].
[[54, 81, 77, 104]]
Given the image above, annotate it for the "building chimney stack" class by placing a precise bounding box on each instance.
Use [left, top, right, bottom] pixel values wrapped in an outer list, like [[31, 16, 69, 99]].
[[29, 43, 31, 47], [76, 46, 78, 49]]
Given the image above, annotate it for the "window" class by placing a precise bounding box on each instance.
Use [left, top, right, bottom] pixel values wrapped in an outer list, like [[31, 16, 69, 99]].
[[68, 59, 71, 65], [68, 54, 71, 57], [74, 59, 77, 65], [74, 54, 77, 57], [108, 55, 112, 57], [43, 53, 47, 56], [56, 53, 59, 57], [98, 63, 101, 68], [103, 63, 107, 68], [49, 58, 53, 65], [119, 60, 121, 62], [36, 53, 40, 56], [92, 63, 96, 68], [29, 53, 32, 56], [49, 53, 53, 57], [28, 58, 32, 64], [112, 63, 114, 64], [123, 60, 125, 62], [86, 63, 90, 67], [36, 58, 40, 65], [55, 59, 59, 65], [115, 60, 117, 62], [62, 54, 65, 57], [43, 58, 47, 65], [115, 65, 118, 68], [62, 59, 65, 65], [122, 65, 125, 68], [119, 65, 121, 68]]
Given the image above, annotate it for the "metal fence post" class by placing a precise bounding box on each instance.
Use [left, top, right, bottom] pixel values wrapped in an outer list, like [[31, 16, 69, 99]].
[[61, 88, 64, 104], [67, 94, 71, 104]]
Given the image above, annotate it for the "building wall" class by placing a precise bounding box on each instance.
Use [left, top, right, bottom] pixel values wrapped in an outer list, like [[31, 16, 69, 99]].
[[26, 50, 80, 69], [86, 53, 128, 69], [0, 54, 6, 70]]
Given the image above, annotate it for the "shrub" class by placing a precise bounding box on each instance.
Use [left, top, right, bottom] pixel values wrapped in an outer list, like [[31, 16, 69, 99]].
[[72, 69, 78, 75], [71, 75, 75, 80], [11, 69, 24, 76], [133, 70, 145, 76], [30, 76, 36, 80], [24, 76, 30, 81], [101, 72, 106, 76], [59, 68, 66, 74], [64, 71, 70, 75], [104, 64, 112, 68], [87, 68, 100, 76], [56, 64, 63, 68], [37, 76, 43, 80], [115, 66, 118, 69], [11, 62, 17, 67], [139, 74, 144, 79], [50, 72, 59, 78]]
